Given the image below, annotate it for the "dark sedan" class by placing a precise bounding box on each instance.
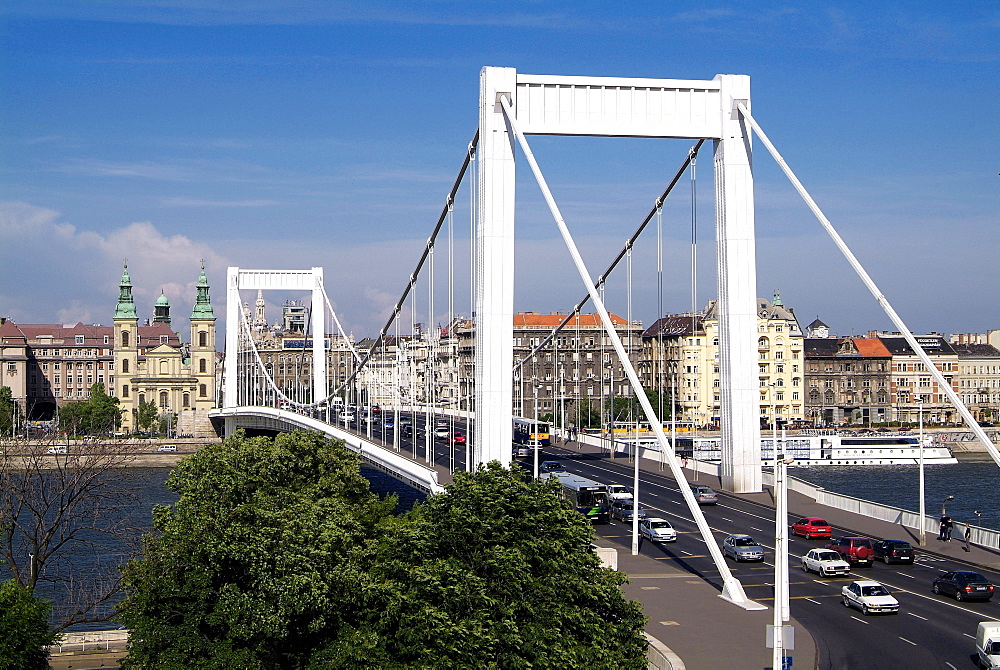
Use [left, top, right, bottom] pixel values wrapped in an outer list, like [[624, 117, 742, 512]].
[[871, 539, 915, 565], [932, 571, 995, 602]]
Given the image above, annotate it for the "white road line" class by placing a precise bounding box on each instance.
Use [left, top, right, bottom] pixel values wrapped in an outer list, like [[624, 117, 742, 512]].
[[964, 633, 976, 639], [946, 663, 958, 670], [907, 612, 928, 621], [751, 526, 765, 532], [895, 572, 915, 579], [851, 616, 869, 625], [680, 551, 692, 556], [721, 517, 734, 522], [805, 598, 822, 605], [899, 637, 917, 646]]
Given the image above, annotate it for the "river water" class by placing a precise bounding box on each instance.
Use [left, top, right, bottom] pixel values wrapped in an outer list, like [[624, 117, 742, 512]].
[[29, 458, 998, 631], [788, 459, 1000, 530]]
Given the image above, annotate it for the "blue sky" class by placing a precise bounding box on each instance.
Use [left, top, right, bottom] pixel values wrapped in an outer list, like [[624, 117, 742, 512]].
[[1, 2, 997, 342]]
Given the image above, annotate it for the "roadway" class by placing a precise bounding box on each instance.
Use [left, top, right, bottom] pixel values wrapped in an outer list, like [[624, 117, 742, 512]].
[[543, 439, 999, 670], [338, 414, 999, 668]]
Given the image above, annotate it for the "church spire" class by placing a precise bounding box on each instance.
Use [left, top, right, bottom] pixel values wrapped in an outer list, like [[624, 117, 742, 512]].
[[115, 259, 138, 319], [191, 260, 215, 320]]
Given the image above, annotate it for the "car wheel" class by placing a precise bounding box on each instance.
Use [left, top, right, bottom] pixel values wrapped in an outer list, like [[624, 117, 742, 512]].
[[801, 562, 808, 572], [956, 591, 964, 602], [933, 584, 941, 595], [884, 555, 891, 564], [862, 604, 870, 615]]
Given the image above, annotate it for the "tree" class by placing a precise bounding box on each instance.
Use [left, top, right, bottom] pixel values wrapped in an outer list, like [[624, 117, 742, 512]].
[[0, 386, 15, 436], [0, 434, 143, 629], [0, 577, 59, 670], [135, 400, 158, 433], [118, 430, 396, 669], [58, 382, 121, 435], [338, 463, 648, 668]]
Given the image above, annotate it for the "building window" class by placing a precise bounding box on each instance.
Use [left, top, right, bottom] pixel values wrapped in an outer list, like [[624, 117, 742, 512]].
[[159, 391, 168, 408], [199, 384, 207, 397], [199, 358, 207, 373], [122, 359, 129, 373], [183, 393, 190, 407], [122, 385, 129, 398], [121, 331, 130, 348]]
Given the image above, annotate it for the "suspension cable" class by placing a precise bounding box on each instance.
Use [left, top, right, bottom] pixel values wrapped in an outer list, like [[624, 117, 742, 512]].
[[513, 139, 705, 375]]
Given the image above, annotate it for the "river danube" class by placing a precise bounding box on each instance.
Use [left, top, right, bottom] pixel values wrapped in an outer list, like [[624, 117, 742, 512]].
[[789, 459, 1000, 530]]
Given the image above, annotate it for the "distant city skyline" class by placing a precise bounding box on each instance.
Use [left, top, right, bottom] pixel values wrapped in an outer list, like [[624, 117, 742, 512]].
[[2, 2, 997, 341]]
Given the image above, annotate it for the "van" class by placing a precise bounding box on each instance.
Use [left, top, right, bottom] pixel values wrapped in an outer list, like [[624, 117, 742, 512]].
[[156, 444, 178, 453], [47, 445, 67, 454], [977, 622, 1000, 669]]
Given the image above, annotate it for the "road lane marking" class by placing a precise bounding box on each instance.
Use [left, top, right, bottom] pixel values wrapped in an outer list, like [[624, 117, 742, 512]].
[[851, 616, 869, 624], [805, 598, 822, 604], [946, 663, 957, 670], [751, 527, 765, 532], [721, 517, 734, 522], [899, 637, 917, 646], [964, 633, 976, 639], [895, 572, 915, 579], [907, 612, 928, 621]]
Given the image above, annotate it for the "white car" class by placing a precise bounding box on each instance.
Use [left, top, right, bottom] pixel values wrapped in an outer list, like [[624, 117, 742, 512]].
[[639, 517, 677, 543], [605, 484, 633, 501], [156, 444, 177, 452], [801, 548, 851, 576], [841, 580, 899, 615]]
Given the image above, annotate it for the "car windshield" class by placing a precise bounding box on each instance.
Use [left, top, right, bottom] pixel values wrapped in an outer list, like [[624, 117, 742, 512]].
[[962, 573, 989, 583], [816, 551, 840, 561], [734, 538, 757, 546], [811, 520, 828, 526], [649, 521, 671, 529], [862, 585, 889, 597], [891, 541, 911, 549]]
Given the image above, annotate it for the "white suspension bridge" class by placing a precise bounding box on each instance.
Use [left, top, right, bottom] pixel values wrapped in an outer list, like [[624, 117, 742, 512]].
[[210, 67, 999, 613]]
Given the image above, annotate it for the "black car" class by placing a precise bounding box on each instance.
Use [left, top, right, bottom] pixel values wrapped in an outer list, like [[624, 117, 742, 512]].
[[539, 461, 566, 474], [871, 539, 915, 565], [932, 571, 995, 602]]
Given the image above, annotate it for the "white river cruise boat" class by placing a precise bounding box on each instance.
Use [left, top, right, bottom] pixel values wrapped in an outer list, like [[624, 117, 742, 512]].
[[613, 432, 957, 466]]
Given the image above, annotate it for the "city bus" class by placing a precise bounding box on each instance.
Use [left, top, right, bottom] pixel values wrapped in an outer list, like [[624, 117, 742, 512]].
[[513, 418, 551, 446], [546, 472, 611, 523]]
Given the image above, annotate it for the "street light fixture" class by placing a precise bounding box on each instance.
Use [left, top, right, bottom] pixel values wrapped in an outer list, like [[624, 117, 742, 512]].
[[941, 494, 954, 517]]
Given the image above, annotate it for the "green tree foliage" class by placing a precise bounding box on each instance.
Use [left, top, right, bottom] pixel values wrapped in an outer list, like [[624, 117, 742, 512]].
[[118, 430, 395, 670], [0, 578, 58, 670], [340, 463, 648, 669], [135, 400, 158, 433], [0, 386, 14, 435], [58, 382, 121, 435]]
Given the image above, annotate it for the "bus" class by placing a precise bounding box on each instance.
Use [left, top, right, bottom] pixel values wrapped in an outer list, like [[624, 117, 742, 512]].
[[546, 472, 611, 523], [513, 418, 551, 446]]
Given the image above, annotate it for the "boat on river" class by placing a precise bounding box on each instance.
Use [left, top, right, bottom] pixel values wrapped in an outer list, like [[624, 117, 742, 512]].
[[613, 432, 957, 466]]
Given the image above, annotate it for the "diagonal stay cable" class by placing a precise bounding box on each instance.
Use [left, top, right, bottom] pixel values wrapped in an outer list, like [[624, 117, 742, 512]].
[[499, 93, 761, 610], [735, 101, 1000, 469], [513, 138, 705, 375], [333, 130, 479, 399]]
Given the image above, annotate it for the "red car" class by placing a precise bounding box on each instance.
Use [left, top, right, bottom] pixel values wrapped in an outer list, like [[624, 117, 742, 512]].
[[791, 517, 832, 539], [449, 432, 467, 445]]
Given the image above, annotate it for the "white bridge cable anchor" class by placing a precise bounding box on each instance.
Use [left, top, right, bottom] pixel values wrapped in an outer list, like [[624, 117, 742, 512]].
[[497, 93, 764, 612], [735, 101, 1000, 470]]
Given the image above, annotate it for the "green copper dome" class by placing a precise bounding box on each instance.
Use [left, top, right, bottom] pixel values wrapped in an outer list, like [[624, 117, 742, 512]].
[[191, 263, 215, 320], [115, 261, 138, 319]]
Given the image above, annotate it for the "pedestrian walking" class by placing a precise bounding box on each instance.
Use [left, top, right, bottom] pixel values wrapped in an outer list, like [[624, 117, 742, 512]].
[[944, 516, 954, 541], [938, 516, 947, 541], [964, 524, 972, 552]]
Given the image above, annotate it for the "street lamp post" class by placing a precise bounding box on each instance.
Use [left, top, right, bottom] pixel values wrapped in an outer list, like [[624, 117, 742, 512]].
[[918, 396, 926, 546], [532, 380, 541, 480], [942, 494, 954, 517], [771, 451, 795, 670]]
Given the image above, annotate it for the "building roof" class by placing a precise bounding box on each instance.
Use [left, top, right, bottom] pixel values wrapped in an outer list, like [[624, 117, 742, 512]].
[[513, 312, 627, 328], [642, 314, 703, 338], [853, 338, 892, 357], [951, 343, 1000, 358], [878, 336, 957, 356]]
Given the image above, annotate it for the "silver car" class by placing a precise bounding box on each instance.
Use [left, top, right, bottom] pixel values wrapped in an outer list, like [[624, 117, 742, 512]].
[[722, 534, 764, 562], [639, 517, 677, 543], [691, 485, 718, 505]]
